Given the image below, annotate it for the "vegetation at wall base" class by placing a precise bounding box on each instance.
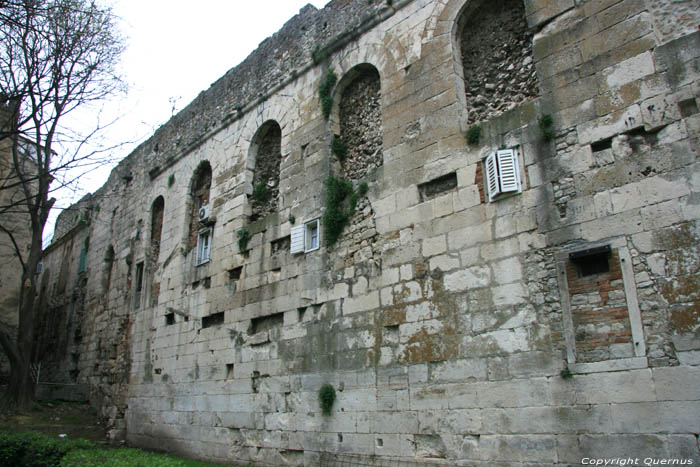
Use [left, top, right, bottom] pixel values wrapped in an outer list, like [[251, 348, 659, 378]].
[[319, 68, 338, 120], [0, 430, 221, 467], [318, 384, 336, 416], [0, 430, 93, 467]]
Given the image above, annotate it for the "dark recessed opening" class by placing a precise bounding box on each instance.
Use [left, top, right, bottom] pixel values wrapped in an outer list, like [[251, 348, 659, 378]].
[[570, 245, 611, 277], [271, 236, 290, 254], [418, 172, 458, 202], [165, 313, 175, 325], [679, 98, 699, 118], [229, 266, 243, 280], [591, 138, 612, 153], [249, 312, 284, 335], [202, 311, 225, 329], [226, 363, 234, 379]]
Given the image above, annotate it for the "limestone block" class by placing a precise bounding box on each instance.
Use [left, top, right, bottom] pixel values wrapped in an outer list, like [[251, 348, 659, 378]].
[[492, 257, 523, 285], [641, 199, 683, 230], [430, 358, 487, 383], [422, 235, 446, 258], [370, 411, 419, 434], [453, 186, 481, 212], [405, 301, 439, 323], [610, 401, 700, 434], [409, 385, 450, 410], [492, 282, 527, 306], [462, 328, 530, 356], [480, 237, 520, 261], [478, 434, 557, 462], [477, 378, 551, 409], [641, 94, 682, 131], [611, 174, 690, 214], [580, 13, 653, 62], [428, 254, 460, 272], [481, 405, 611, 434], [577, 104, 643, 144], [447, 223, 492, 251], [444, 265, 490, 292], [343, 291, 379, 315], [652, 366, 700, 401], [574, 369, 655, 404], [602, 51, 655, 90], [525, 0, 575, 28]]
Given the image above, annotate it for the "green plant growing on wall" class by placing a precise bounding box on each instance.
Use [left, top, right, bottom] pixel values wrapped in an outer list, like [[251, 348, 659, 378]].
[[252, 182, 271, 204], [323, 176, 369, 246], [168, 174, 175, 188], [319, 68, 338, 120], [311, 46, 329, 65], [538, 114, 555, 142], [560, 367, 573, 379], [318, 383, 336, 416], [237, 228, 251, 253], [331, 135, 347, 162], [288, 213, 296, 225], [466, 124, 481, 146]]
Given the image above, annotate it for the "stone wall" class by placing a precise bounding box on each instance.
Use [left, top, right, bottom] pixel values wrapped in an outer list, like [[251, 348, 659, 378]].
[[38, 0, 700, 464]]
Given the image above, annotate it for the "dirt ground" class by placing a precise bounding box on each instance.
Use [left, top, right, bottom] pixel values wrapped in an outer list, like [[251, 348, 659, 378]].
[[0, 398, 110, 443]]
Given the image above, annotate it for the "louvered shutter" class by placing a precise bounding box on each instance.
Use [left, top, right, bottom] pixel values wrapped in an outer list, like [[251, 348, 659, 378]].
[[496, 149, 520, 194], [290, 225, 304, 254], [485, 152, 500, 202]]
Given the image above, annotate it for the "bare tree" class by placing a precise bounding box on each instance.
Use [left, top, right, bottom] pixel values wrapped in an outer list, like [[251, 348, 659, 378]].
[[0, 0, 124, 407]]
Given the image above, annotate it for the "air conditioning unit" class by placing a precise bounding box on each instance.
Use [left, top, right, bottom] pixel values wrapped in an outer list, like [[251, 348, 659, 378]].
[[198, 205, 210, 222]]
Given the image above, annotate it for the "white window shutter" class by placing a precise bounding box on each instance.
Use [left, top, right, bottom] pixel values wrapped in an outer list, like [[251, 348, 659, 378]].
[[496, 149, 520, 194], [485, 152, 500, 202], [290, 225, 304, 254]]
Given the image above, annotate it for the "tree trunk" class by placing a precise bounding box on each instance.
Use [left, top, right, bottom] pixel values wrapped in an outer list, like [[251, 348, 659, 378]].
[[3, 353, 35, 409]]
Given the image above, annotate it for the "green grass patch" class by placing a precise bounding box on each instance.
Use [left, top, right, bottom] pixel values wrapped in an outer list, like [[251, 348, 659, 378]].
[[0, 430, 93, 467], [252, 182, 271, 204], [237, 227, 251, 253], [318, 384, 336, 416], [538, 114, 555, 142], [61, 447, 221, 466]]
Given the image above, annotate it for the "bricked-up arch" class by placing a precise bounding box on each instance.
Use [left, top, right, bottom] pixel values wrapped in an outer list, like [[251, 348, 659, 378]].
[[338, 65, 382, 181], [249, 120, 281, 221], [187, 161, 212, 249], [458, 0, 537, 124]]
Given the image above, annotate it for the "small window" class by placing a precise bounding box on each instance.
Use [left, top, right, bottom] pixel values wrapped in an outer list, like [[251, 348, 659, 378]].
[[570, 245, 611, 277], [290, 219, 320, 254], [484, 149, 522, 202], [196, 228, 212, 265], [306, 219, 320, 252]]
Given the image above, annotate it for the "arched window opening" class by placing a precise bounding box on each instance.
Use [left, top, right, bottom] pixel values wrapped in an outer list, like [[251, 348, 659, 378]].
[[338, 65, 383, 181], [459, 0, 537, 124], [188, 162, 212, 262], [249, 121, 282, 221], [150, 196, 165, 262]]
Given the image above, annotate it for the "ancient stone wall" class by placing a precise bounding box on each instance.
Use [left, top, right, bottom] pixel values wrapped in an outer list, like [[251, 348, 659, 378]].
[[38, 0, 700, 464]]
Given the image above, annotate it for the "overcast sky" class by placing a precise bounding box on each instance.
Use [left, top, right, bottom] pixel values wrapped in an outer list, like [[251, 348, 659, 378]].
[[48, 0, 327, 241]]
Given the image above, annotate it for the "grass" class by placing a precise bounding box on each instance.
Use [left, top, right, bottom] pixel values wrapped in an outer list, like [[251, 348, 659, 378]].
[[318, 68, 337, 120]]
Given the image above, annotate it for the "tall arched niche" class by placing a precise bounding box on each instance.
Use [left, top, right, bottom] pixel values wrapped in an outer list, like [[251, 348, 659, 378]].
[[456, 0, 538, 124], [248, 120, 282, 221]]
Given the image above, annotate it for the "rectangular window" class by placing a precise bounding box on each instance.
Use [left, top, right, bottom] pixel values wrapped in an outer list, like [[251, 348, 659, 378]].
[[485, 149, 522, 202], [290, 219, 320, 254], [305, 219, 320, 252], [196, 228, 211, 265]]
